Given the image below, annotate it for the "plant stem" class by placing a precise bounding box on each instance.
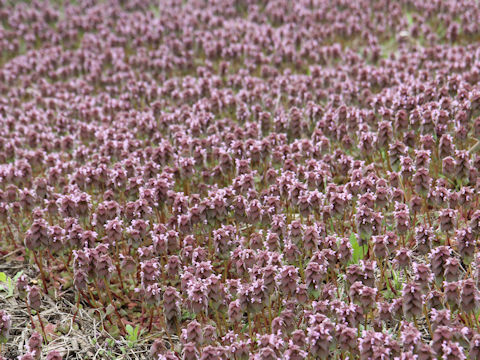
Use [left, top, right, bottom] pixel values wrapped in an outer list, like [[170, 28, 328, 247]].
[[159, 309, 174, 346], [148, 307, 155, 332], [72, 294, 81, 324], [37, 312, 47, 344], [474, 311, 480, 330], [248, 312, 253, 339], [104, 281, 127, 334], [33, 251, 48, 294], [413, 315, 418, 329], [114, 262, 125, 292], [423, 305, 433, 338], [25, 300, 36, 329]]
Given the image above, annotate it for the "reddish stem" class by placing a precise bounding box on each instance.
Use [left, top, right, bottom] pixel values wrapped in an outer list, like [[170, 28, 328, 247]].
[[25, 300, 36, 329], [104, 281, 127, 335], [72, 294, 81, 324], [32, 251, 48, 294], [148, 307, 155, 332], [37, 312, 47, 344]]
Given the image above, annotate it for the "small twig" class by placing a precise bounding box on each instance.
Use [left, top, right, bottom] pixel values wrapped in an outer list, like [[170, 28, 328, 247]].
[[0, 247, 22, 260], [468, 139, 480, 154]]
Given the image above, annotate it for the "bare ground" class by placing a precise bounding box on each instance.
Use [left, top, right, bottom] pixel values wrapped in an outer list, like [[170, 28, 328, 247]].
[[0, 259, 171, 360]]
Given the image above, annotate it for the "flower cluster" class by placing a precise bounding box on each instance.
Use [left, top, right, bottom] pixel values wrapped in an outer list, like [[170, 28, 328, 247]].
[[2, 0, 480, 358]]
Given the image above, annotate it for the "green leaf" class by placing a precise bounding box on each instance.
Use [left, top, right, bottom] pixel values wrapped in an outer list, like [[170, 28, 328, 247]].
[[181, 309, 196, 321], [108, 325, 120, 338], [0, 272, 15, 298], [309, 289, 321, 299], [6, 278, 14, 297], [405, 12, 414, 26], [133, 325, 140, 339], [105, 305, 115, 316], [240, 322, 249, 333], [349, 233, 367, 264], [12, 271, 23, 283], [125, 324, 134, 335], [391, 270, 401, 290]]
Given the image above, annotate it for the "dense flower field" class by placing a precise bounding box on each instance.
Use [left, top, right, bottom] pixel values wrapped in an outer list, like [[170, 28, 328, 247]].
[[1, 0, 480, 359]]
